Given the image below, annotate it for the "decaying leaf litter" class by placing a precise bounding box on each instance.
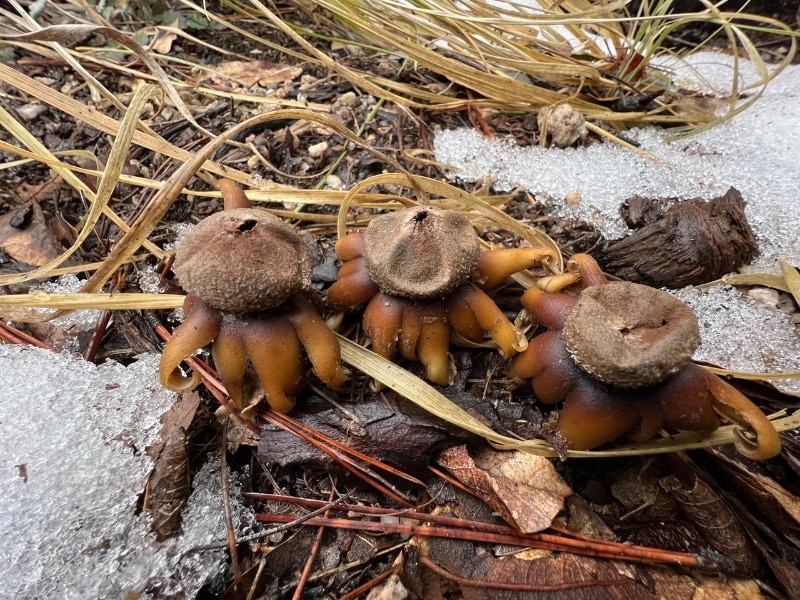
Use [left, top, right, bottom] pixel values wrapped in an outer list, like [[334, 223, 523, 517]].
[[1, 0, 800, 597]]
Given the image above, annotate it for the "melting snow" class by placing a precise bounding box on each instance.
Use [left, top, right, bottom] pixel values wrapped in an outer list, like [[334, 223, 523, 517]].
[[0, 346, 254, 598]]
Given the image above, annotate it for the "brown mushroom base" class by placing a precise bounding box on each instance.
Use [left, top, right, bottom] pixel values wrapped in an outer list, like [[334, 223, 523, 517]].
[[360, 285, 528, 386], [507, 255, 781, 460], [160, 293, 347, 417], [508, 331, 720, 450]]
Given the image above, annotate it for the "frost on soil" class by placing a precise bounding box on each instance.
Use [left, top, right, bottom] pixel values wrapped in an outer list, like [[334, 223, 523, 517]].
[[435, 52, 800, 392], [0, 346, 254, 598]]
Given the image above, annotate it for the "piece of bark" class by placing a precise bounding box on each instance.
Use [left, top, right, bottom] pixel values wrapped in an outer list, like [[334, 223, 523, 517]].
[[257, 391, 475, 477], [619, 196, 677, 229], [594, 187, 758, 288]]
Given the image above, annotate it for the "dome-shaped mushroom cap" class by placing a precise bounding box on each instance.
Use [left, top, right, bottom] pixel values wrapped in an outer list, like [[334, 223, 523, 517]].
[[174, 207, 312, 313], [563, 281, 700, 388], [362, 207, 481, 298]]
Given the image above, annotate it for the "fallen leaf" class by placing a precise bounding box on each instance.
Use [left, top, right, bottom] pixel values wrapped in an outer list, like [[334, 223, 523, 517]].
[[143, 426, 190, 541], [660, 469, 760, 573], [148, 27, 178, 55], [0, 201, 65, 266], [142, 392, 202, 540], [438, 445, 572, 533], [195, 60, 303, 88]]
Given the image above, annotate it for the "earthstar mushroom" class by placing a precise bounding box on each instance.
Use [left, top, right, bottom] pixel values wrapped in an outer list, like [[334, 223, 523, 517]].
[[327, 206, 556, 385], [159, 179, 347, 416], [507, 253, 780, 459]]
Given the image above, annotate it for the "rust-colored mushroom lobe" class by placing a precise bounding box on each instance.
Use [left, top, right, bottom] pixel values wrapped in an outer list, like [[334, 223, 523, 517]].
[[173, 207, 312, 313], [362, 207, 481, 298], [562, 282, 700, 388]]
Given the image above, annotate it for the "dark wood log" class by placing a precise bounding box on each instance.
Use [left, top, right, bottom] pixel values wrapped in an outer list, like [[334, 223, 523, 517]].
[[594, 187, 758, 288]]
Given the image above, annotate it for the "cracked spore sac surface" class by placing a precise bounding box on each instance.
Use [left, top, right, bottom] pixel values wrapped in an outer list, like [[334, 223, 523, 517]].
[[363, 207, 481, 298]]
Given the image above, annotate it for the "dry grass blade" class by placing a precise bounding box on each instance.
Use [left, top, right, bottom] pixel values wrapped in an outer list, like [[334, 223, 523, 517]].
[[0, 63, 284, 192], [68, 108, 404, 299], [779, 259, 800, 306], [0, 293, 184, 310], [0, 89, 166, 281], [702, 367, 800, 382], [336, 334, 557, 456], [699, 273, 792, 293]]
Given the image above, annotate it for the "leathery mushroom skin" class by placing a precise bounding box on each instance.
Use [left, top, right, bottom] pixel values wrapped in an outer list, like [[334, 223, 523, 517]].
[[159, 179, 347, 417], [326, 206, 556, 385], [507, 253, 780, 460]]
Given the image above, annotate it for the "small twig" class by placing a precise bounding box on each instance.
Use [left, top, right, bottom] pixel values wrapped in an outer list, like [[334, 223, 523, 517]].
[[84, 309, 112, 362], [245, 557, 267, 600], [182, 491, 355, 554], [267, 409, 424, 486], [254, 512, 722, 572], [338, 567, 397, 600], [261, 410, 417, 506], [308, 382, 364, 426], [0, 321, 56, 350], [292, 485, 336, 600]]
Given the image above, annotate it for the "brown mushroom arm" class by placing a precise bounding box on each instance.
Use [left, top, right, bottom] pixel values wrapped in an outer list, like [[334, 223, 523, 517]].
[[520, 288, 577, 330], [449, 284, 526, 357], [287, 294, 348, 388], [241, 314, 306, 413], [218, 178, 251, 210], [655, 364, 719, 433], [415, 309, 453, 386], [703, 369, 781, 460], [159, 296, 222, 392], [568, 253, 609, 287], [477, 247, 557, 290], [327, 258, 381, 311], [363, 292, 404, 360], [507, 331, 576, 403], [558, 380, 641, 450], [398, 303, 424, 361], [447, 292, 487, 344], [211, 320, 249, 410], [334, 232, 366, 261], [626, 399, 667, 442]]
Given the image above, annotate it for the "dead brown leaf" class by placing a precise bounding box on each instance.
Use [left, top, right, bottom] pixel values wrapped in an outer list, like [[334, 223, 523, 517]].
[[660, 470, 760, 573], [437, 445, 572, 533], [142, 392, 202, 540], [147, 27, 178, 55], [0, 201, 65, 266], [192, 60, 303, 88]]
